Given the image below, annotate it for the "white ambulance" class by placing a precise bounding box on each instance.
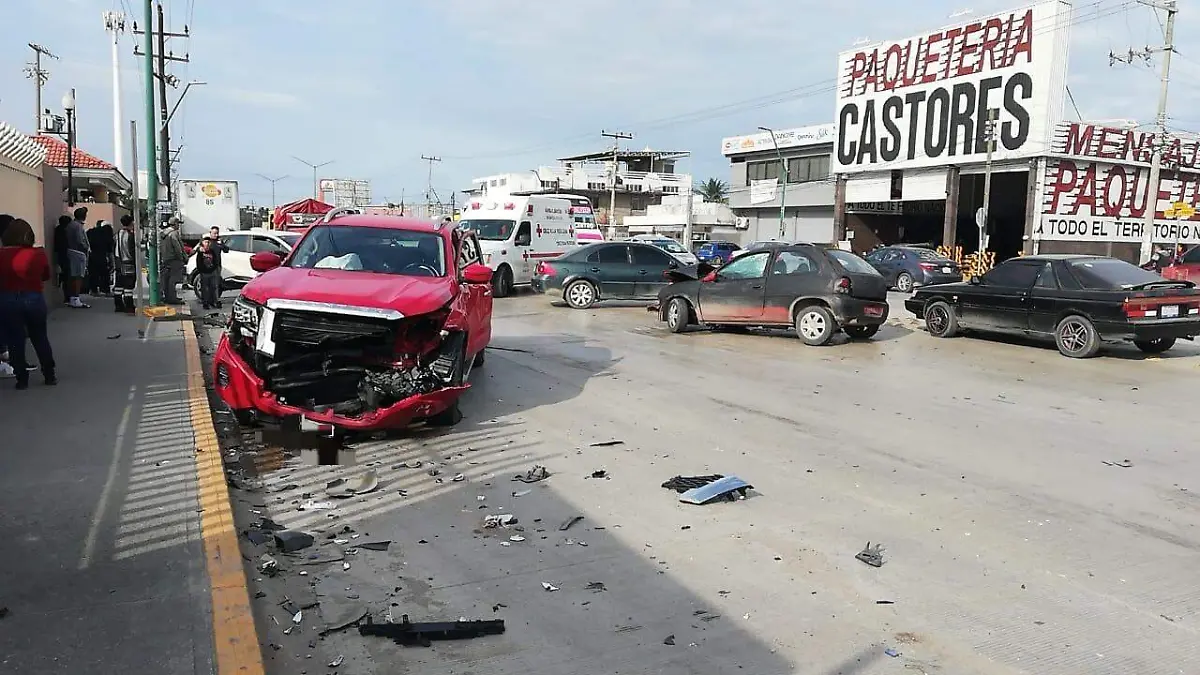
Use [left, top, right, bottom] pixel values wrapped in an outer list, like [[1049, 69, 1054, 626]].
[[459, 195, 581, 297]]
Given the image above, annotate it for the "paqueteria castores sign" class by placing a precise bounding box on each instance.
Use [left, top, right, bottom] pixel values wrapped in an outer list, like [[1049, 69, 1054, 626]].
[[1037, 121, 1200, 244], [833, 1, 1071, 174]]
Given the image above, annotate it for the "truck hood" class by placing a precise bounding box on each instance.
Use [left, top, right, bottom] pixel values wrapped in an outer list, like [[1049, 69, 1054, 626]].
[[240, 267, 456, 316]]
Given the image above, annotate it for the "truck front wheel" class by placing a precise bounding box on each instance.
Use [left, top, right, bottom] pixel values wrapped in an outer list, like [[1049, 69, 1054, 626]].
[[492, 266, 513, 298]]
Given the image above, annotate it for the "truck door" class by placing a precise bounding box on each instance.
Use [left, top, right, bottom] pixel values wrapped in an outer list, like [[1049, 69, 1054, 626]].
[[514, 221, 533, 283]]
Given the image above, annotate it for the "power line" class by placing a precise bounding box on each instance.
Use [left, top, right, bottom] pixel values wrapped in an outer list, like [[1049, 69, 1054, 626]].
[[1066, 85, 1084, 119]]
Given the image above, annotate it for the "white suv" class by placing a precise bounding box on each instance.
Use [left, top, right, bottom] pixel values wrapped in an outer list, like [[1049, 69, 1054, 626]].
[[186, 228, 301, 290]]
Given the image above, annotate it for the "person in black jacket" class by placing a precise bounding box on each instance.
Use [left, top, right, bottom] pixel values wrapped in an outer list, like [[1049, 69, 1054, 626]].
[[194, 235, 221, 309], [52, 215, 71, 302]]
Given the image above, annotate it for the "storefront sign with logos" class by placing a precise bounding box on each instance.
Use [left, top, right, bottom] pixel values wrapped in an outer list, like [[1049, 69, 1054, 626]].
[[720, 124, 836, 156], [846, 202, 904, 215], [833, 1, 1071, 173], [1036, 156, 1200, 244], [1051, 121, 1200, 170]]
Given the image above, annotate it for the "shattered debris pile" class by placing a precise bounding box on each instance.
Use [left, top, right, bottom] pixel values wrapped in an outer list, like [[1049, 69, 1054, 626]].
[[662, 474, 752, 504]]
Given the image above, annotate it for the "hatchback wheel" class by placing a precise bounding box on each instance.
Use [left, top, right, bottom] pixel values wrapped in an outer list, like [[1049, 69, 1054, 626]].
[[794, 305, 836, 346], [895, 272, 914, 293], [1055, 315, 1101, 358], [924, 301, 958, 338], [666, 297, 689, 333], [564, 280, 597, 309], [1134, 337, 1175, 354]]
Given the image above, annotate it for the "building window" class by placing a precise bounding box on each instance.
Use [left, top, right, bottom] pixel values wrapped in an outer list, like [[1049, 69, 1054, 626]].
[[499, 178, 507, 186], [890, 170, 903, 199], [588, 182, 607, 191], [662, 186, 679, 194], [786, 155, 830, 184], [746, 160, 781, 185], [627, 184, 643, 192]]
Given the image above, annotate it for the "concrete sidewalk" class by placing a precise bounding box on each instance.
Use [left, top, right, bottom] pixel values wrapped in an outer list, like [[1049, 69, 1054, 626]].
[[0, 300, 260, 674]]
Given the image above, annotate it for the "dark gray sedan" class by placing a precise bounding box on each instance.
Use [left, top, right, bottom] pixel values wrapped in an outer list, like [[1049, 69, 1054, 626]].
[[864, 245, 962, 292]]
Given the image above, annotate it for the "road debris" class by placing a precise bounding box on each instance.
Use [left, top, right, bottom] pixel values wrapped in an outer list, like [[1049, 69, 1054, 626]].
[[358, 615, 506, 647], [483, 514, 517, 529], [319, 605, 369, 636], [395, 460, 423, 469], [661, 474, 724, 493], [876, 600, 895, 605], [273, 530, 315, 553], [663, 634, 676, 645], [586, 582, 606, 592], [326, 470, 381, 498], [589, 440, 624, 447], [855, 542, 886, 568], [509, 535, 526, 542], [328, 655, 345, 667], [587, 469, 609, 479], [542, 582, 559, 592], [563, 538, 588, 547], [884, 647, 901, 657], [511, 489, 532, 497], [677, 476, 752, 504], [513, 465, 550, 483], [1102, 459, 1134, 468], [558, 516, 584, 531], [452, 473, 466, 482], [292, 610, 304, 624], [342, 562, 352, 571], [258, 554, 280, 577], [298, 499, 336, 511], [358, 541, 392, 551]]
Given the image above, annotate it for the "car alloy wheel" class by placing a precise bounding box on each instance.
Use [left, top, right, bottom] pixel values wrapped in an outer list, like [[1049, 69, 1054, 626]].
[[895, 272, 913, 293], [565, 281, 596, 309], [666, 298, 688, 333], [1055, 315, 1100, 358], [925, 304, 948, 334]]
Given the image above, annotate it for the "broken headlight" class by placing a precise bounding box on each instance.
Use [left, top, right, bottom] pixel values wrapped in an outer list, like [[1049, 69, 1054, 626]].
[[232, 296, 262, 335]]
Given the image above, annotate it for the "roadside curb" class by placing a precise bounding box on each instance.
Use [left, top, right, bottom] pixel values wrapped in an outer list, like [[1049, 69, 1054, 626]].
[[182, 320, 266, 675]]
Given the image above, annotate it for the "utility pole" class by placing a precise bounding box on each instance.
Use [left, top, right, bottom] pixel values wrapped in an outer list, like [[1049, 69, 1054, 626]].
[[759, 126, 788, 239], [683, 175, 695, 249], [1111, 0, 1177, 263], [134, 2, 189, 200], [292, 156, 333, 199], [601, 130, 633, 231], [256, 174, 288, 208], [130, 119, 144, 313], [103, 12, 127, 178], [140, 0, 160, 306], [421, 155, 441, 215], [24, 43, 58, 132], [979, 108, 997, 251]]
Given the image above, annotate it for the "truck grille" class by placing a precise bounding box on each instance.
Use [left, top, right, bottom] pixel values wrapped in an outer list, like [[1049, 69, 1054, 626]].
[[273, 311, 394, 348]]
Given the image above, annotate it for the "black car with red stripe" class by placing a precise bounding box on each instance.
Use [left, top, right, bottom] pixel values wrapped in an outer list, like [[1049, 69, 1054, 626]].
[[905, 254, 1200, 358], [651, 244, 890, 346]]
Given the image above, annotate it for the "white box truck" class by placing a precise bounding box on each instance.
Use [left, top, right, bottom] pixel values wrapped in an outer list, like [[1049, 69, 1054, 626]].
[[175, 179, 241, 244], [458, 195, 581, 297]]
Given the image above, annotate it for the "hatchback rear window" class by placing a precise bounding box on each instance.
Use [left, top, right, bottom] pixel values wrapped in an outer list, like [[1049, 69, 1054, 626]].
[[826, 250, 880, 275]]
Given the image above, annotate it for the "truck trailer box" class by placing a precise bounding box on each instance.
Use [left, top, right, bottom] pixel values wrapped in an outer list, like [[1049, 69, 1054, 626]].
[[175, 179, 241, 242]]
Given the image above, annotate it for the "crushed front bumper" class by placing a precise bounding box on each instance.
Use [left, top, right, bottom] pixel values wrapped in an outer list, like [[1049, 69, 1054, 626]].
[[212, 334, 468, 431]]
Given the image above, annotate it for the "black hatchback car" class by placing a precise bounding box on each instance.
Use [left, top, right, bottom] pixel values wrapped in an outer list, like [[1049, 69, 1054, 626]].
[[652, 244, 890, 345], [905, 254, 1200, 358], [531, 242, 680, 309]]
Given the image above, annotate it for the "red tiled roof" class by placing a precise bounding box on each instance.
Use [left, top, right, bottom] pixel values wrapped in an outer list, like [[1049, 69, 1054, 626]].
[[29, 134, 116, 171]]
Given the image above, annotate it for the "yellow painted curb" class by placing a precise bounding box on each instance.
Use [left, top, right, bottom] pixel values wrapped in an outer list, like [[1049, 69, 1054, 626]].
[[183, 321, 266, 675], [143, 305, 177, 318]]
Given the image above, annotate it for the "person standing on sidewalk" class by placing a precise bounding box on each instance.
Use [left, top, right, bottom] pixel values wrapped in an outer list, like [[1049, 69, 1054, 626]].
[[86, 218, 115, 295], [195, 235, 221, 310], [158, 218, 186, 305], [52, 215, 70, 300], [0, 218, 57, 389], [113, 215, 138, 314], [65, 207, 91, 308], [208, 226, 228, 308]]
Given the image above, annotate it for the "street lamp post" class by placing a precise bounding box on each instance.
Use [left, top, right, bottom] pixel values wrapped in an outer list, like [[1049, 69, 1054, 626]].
[[292, 156, 333, 200], [759, 126, 787, 240], [165, 80, 206, 130], [255, 173, 288, 208], [63, 89, 76, 206]]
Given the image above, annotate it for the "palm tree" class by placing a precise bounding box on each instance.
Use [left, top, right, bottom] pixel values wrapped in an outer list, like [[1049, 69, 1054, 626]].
[[695, 177, 729, 204]]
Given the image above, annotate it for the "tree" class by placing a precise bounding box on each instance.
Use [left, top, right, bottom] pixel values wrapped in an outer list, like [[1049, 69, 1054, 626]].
[[695, 177, 729, 204]]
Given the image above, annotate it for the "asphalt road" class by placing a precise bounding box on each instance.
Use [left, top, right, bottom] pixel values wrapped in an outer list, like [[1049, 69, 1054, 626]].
[[206, 289, 1200, 675]]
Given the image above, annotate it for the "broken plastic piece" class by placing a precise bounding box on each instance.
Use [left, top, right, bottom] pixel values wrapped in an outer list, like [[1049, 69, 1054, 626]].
[[509, 535, 525, 542], [483, 514, 517, 529], [513, 465, 550, 483], [292, 610, 303, 624], [589, 440, 624, 447], [662, 475, 724, 493], [327, 470, 381, 498], [663, 634, 676, 645], [587, 469, 609, 479], [329, 655, 345, 667], [855, 542, 885, 568], [298, 500, 336, 511], [678, 476, 752, 504], [558, 516, 584, 531], [1102, 459, 1134, 468], [358, 615, 506, 647], [586, 582, 606, 592], [273, 530, 315, 553], [258, 554, 280, 577], [542, 582, 559, 592], [884, 647, 900, 657], [453, 473, 466, 482], [342, 562, 351, 571], [359, 541, 391, 551]]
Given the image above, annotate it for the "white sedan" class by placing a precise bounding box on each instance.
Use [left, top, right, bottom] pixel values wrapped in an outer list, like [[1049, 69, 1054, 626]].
[[627, 236, 698, 265], [186, 229, 301, 290]]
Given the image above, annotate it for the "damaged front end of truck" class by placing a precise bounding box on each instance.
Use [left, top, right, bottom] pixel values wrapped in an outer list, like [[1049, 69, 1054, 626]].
[[214, 297, 473, 430]]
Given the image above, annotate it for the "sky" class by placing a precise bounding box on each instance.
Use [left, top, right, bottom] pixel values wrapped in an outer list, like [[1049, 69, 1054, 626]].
[[5, 0, 1200, 207]]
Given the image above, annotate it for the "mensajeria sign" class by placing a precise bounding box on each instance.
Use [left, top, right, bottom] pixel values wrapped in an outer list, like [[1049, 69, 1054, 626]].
[[1037, 122, 1200, 245], [833, 1, 1071, 173]]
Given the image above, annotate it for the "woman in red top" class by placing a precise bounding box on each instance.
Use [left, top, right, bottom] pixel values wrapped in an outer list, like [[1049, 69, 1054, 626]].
[[0, 218, 57, 389]]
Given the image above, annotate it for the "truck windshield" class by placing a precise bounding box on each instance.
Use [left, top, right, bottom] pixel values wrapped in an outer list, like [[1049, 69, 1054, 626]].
[[288, 225, 446, 277], [459, 219, 515, 241]]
